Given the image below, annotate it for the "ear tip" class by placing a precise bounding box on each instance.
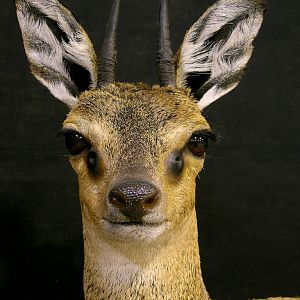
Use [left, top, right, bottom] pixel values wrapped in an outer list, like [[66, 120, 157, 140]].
[[15, 0, 21, 8], [252, 0, 267, 23], [259, 0, 268, 14], [15, 0, 29, 13], [224, 0, 267, 13], [252, 0, 267, 12], [14, 0, 30, 7]]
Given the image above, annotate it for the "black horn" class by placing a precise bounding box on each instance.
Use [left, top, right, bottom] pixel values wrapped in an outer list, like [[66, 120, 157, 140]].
[[157, 0, 175, 86], [99, 0, 121, 86]]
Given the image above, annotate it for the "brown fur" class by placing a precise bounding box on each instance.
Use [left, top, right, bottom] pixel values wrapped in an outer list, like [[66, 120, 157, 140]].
[[63, 83, 300, 299], [17, 0, 297, 299], [63, 83, 210, 299]]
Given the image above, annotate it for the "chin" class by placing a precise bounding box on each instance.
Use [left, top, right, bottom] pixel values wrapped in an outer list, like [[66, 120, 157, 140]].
[[99, 219, 170, 243]]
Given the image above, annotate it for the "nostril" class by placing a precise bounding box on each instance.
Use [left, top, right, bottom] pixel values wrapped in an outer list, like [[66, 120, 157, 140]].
[[143, 192, 159, 209], [109, 191, 127, 208]]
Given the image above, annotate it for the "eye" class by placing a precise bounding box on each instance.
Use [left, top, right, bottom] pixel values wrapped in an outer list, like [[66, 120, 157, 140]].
[[188, 131, 210, 157], [63, 130, 88, 155]]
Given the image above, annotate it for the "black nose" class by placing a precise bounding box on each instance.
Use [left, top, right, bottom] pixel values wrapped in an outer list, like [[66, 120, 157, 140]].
[[108, 179, 159, 221]]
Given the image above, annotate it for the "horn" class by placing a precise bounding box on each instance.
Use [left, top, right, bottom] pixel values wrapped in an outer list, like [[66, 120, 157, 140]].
[[157, 0, 175, 86], [99, 0, 121, 86]]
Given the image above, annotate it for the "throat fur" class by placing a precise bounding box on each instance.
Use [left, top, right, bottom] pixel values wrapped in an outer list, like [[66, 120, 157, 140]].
[[83, 209, 210, 300]]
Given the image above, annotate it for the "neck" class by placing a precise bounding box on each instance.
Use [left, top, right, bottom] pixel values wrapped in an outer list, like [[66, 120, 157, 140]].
[[81, 208, 210, 300]]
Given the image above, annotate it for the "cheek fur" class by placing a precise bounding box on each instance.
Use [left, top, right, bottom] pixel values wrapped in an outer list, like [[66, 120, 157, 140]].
[[163, 156, 201, 226], [78, 178, 107, 223], [70, 158, 108, 222], [69, 156, 87, 175]]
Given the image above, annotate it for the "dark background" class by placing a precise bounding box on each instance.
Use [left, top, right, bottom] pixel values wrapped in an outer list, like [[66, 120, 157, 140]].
[[0, 0, 299, 299]]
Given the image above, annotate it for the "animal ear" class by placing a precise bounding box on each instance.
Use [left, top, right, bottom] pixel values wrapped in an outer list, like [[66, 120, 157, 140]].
[[175, 0, 265, 110], [16, 0, 98, 108]]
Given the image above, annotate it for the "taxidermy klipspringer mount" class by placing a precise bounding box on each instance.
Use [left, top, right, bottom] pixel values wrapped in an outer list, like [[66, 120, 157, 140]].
[[16, 0, 299, 299]]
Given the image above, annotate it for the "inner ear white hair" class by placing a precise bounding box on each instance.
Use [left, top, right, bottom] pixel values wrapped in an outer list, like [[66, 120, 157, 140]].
[[176, 0, 265, 110], [16, 0, 98, 108]]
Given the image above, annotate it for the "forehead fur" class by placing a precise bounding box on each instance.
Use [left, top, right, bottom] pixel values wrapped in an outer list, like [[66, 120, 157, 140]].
[[70, 82, 207, 128]]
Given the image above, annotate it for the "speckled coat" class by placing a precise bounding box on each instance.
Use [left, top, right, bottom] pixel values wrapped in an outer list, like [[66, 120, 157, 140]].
[[16, 0, 297, 299], [66, 84, 211, 299]]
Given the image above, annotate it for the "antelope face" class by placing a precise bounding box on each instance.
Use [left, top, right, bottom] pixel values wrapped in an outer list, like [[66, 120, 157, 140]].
[[62, 83, 212, 242], [16, 0, 264, 244]]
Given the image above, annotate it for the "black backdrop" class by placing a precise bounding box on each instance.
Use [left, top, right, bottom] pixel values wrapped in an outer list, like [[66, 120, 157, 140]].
[[0, 0, 299, 299]]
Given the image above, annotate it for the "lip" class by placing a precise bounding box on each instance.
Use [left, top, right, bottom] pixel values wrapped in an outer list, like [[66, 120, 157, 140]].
[[100, 219, 169, 241], [103, 219, 166, 227]]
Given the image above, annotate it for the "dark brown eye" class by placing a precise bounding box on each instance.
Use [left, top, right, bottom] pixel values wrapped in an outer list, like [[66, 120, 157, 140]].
[[63, 131, 88, 155], [188, 132, 209, 157]]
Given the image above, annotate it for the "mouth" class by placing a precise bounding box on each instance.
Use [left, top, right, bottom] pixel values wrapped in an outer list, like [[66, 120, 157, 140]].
[[100, 218, 169, 242], [104, 220, 165, 227]]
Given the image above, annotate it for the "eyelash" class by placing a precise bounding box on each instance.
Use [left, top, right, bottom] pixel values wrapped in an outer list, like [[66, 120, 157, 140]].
[[187, 130, 216, 157], [60, 130, 90, 156]]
